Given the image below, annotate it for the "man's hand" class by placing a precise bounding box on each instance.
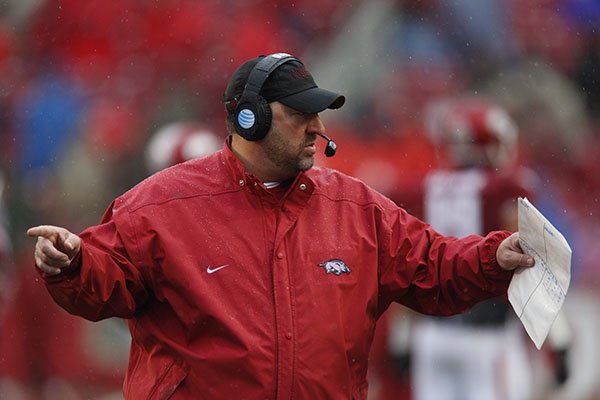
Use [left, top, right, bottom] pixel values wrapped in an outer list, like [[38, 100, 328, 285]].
[[27, 225, 81, 275], [496, 232, 535, 271]]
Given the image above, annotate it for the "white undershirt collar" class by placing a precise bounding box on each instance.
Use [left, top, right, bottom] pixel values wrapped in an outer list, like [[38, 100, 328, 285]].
[[263, 181, 281, 189]]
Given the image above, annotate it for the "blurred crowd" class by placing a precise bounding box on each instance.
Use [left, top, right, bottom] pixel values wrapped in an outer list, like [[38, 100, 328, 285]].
[[1, 0, 600, 399]]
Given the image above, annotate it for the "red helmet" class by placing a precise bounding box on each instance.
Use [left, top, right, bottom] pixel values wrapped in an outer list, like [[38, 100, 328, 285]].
[[145, 122, 221, 173], [425, 96, 518, 168]]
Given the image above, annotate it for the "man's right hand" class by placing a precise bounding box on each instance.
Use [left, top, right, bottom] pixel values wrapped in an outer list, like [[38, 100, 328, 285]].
[[27, 225, 81, 275]]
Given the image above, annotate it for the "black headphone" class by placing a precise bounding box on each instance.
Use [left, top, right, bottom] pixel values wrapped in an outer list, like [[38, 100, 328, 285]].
[[232, 53, 300, 141]]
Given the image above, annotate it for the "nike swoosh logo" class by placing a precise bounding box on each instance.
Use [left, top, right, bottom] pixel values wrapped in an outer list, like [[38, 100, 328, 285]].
[[206, 264, 229, 274]]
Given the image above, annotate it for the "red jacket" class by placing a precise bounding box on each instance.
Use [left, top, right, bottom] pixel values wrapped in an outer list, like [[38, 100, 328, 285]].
[[42, 141, 512, 399]]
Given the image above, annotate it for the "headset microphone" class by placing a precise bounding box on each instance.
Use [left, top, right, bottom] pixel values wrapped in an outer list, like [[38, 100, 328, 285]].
[[317, 133, 337, 157]]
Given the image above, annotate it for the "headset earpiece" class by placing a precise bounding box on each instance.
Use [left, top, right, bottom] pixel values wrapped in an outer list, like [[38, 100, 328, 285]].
[[234, 92, 272, 141]]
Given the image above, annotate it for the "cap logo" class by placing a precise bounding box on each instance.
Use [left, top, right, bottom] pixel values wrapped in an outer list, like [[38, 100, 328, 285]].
[[238, 109, 255, 129], [292, 67, 311, 80]]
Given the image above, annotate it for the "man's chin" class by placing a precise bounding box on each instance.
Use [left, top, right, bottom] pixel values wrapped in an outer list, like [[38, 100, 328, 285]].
[[298, 156, 315, 172]]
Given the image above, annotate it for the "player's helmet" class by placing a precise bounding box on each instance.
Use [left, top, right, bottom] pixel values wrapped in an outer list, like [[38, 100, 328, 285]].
[[145, 122, 221, 173], [425, 96, 518, 168]]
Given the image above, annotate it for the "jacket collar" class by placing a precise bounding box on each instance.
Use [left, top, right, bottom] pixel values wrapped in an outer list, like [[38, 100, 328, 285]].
[[220, 135, 316, 197]]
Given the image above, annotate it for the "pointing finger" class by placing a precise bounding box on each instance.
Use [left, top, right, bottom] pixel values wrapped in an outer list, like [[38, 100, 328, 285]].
[[27, 225, 60, 239]]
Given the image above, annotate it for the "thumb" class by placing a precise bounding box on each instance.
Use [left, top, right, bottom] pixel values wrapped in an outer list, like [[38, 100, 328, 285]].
[[58, 230, 81, 257], [506, 250, 534, 269], [497, 233, 535, 270], [60, 230, 73, 250]]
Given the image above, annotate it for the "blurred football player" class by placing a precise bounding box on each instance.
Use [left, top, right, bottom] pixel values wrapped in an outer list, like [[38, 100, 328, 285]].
[[145, 121, 221, 174], [378, 96, 571, 400]]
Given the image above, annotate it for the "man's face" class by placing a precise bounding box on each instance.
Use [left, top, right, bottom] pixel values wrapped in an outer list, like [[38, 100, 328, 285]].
[[262, 102, 325, 178]]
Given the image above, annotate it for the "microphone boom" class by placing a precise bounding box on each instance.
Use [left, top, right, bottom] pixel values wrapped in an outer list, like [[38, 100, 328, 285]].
[[317, 133, 337, 157]]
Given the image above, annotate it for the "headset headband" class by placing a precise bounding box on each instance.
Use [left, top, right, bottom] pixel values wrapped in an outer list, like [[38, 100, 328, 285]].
[[239, 53, 301, 102]]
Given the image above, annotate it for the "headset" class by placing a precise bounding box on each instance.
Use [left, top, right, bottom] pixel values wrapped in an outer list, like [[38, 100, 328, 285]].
[[230, 52, 337, 157], [233, 52, 299, 141]]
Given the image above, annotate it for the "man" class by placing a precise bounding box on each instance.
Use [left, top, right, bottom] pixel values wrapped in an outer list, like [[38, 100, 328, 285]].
[[27, 53, 533, 399]]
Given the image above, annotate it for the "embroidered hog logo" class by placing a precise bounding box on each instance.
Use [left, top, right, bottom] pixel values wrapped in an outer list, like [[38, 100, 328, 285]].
[[318, 259, 351, 276]]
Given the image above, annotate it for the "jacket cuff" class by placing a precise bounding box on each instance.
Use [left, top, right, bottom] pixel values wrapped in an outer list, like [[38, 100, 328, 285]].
[[482, 230, 514, 282]]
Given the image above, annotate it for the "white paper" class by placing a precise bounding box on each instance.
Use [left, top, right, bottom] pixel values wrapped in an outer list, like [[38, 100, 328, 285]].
[[508, 197, 572, 349]]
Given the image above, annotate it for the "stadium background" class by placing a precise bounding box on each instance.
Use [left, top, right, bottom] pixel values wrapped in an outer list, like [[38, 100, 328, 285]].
[[0, 0, 600, 399]]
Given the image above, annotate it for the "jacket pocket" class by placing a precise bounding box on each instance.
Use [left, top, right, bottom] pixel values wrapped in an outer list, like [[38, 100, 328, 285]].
[[125, 344, 189, 400]]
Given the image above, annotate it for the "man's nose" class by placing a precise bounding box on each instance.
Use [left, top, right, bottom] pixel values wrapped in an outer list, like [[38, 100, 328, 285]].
[[307, 114, 326, 135]]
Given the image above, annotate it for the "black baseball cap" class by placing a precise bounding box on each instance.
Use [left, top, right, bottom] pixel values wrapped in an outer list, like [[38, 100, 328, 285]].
[[224, 54, 345, 114]]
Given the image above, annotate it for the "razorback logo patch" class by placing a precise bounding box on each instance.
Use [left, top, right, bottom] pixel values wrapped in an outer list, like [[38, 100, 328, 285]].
[[318, 259, 351, 276]]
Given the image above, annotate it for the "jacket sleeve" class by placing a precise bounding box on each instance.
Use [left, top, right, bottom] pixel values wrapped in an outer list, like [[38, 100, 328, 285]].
[[377, 204, 513, 317], [41, 199, 150, 322]]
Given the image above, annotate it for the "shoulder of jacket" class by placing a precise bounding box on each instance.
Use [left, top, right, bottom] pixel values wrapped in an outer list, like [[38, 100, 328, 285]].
[[115, 151, 235, 213], [308, 166, 394, 208]]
